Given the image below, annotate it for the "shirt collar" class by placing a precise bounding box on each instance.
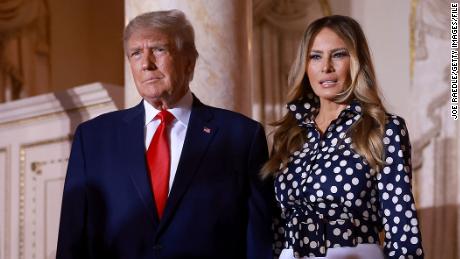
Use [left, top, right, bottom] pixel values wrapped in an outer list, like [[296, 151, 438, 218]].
[[143, 90, 193, 127], [287, 94, 363, 128]]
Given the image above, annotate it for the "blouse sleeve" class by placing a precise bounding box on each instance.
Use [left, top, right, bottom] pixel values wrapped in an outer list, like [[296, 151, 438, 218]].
[[273, 203, 287, 259], [375, 116, 424, 259]]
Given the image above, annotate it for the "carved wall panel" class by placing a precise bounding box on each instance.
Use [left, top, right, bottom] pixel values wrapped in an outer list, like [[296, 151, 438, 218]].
[[20, 138, 70, 259], [0, 82, 122, 259]]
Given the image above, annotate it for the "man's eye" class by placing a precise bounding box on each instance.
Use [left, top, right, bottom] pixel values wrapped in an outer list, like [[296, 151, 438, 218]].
[[130, 51, 141, 58], [154, 47, 166, 54]]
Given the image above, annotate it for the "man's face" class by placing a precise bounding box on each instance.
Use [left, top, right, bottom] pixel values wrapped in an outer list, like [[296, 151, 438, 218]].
[[127, 28, 193, 109]]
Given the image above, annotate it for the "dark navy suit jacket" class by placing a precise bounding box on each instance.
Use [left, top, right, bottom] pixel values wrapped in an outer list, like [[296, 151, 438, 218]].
[[56, 97, 273, 259]]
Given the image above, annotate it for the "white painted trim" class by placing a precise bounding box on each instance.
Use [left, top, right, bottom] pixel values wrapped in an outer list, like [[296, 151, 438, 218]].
[[0, 82, 123, 124]]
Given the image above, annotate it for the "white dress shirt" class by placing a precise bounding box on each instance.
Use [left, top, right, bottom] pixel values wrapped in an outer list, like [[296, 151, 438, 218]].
[[143, 91, 193, 193]]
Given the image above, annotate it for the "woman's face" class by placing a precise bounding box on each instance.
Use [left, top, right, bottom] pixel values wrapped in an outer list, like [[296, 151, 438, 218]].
[[306, 28, 351, 102]]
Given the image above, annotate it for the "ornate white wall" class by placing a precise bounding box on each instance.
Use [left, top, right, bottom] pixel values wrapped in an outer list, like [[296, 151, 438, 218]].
[[0, 83, 122, 259]]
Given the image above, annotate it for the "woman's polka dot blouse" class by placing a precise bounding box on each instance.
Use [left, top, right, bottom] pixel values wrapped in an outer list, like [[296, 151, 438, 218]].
[[273, 95, 424, 259]]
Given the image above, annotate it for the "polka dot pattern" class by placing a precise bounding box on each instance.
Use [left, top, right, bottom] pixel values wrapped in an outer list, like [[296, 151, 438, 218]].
[[273, 97, 424, 259]]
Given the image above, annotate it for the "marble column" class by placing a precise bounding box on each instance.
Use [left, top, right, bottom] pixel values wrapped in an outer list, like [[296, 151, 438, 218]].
[[124, 0, 253, 117]]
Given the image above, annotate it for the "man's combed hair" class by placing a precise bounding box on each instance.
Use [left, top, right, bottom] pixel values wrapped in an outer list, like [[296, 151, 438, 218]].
[[261, 15, 387, 178], [123, 9, 199, 62]]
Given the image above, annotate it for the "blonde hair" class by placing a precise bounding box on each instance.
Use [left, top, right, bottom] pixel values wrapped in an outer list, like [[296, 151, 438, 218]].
[[262, 15, 387, 177], [123, 9, 199, 63]]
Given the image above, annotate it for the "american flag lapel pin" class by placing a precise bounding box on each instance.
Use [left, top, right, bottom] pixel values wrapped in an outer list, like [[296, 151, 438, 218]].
[[203, 127, 211, 134]]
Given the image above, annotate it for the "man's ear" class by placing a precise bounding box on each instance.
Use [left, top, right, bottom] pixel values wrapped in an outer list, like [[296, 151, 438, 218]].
[[186, 58, 196, 81]]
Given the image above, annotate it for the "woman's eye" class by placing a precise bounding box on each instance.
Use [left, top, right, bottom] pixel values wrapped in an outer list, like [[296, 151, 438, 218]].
[[333, 52, 348, 58], [309, 54, 321, 60]]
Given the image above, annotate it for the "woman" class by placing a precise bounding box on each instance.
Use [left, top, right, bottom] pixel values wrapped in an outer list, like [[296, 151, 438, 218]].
[[263, 15, 424, 259]]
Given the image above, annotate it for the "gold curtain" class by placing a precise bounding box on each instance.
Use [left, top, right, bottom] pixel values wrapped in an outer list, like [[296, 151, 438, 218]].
[[0, 0, 50, 102], [252, 0, 329, 145], [0, 0, 41, 32]]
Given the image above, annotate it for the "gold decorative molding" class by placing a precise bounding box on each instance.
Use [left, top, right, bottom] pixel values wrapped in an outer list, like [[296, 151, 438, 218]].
[[409, 0, 419, 81], [18, 136, 72, 259], [31, 165, 37, 259], [18, 147, 25, 259], [319, 0, 332, 16], [31, 158, 69, 172]]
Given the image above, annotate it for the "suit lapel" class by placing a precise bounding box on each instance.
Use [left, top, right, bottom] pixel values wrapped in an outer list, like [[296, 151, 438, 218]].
[[120, 101, 159, 226], [157, 97, 218, 235]]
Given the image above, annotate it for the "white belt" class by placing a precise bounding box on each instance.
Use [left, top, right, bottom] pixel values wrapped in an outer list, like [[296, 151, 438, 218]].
[[279, 244, 384, 259]]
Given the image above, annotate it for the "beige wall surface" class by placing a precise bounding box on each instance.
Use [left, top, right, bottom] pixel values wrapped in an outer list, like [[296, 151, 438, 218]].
[[49, 0, 124, 92]]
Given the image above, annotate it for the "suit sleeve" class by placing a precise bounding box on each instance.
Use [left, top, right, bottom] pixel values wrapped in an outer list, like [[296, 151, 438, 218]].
[[56, 125, 89, 259], [246, 123, 273, 259]]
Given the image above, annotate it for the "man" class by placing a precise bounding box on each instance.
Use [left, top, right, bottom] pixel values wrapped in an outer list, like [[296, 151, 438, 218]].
[[56, 9, 273, 259]]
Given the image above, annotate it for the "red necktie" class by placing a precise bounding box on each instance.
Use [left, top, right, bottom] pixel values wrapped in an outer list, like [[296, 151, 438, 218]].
[[146, 110, 174, 218]]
